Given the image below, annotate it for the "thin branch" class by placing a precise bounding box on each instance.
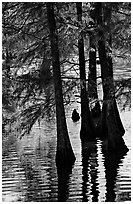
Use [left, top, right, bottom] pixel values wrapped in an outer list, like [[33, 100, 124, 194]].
[[112, 8, 130, 16], [63, 59, 79, 66], [62, 76, 80, 80]]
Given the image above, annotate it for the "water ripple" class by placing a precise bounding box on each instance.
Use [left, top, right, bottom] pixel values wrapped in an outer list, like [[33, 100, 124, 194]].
[[2, 111, 131, 202]]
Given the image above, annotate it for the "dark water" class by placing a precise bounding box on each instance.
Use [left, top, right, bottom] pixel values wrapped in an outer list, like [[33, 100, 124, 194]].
[[2, 106, 131, 202]]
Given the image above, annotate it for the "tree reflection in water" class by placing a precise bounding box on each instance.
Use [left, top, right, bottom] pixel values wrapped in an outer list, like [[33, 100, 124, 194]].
[[81, 141, 99, 202], [102, 139, 128, 202], [57, 166, 72, 201], [22, 161, 42, 201], [81, 139, 128, 202], [2, 122, 130, 201]]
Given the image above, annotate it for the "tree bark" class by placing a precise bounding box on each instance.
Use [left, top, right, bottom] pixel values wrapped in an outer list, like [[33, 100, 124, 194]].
[[46, 3, 76, 167], [88, 37, 97, 99], [76, 2, 95, 141], [88, 35, 101, 118], [95, 3, 125, 149]]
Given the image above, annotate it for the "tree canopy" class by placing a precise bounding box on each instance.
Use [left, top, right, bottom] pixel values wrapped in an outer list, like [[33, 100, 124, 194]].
[[2, 2, 131, 137]]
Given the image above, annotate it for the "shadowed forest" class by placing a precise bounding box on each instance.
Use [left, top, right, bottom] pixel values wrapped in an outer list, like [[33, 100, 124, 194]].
[[2, 2, 131, 202]]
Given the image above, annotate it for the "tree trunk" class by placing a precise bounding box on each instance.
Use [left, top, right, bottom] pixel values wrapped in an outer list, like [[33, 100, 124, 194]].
[[46, 3, 76, 167], [95, 3, 126, 149], [88, 37, 97, 99], [76, 2, 95, 141], [88, 35, 101, 118]]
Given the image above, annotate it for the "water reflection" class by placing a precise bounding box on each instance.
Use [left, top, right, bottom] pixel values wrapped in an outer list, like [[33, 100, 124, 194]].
[[81, 138, 129, 202], [102, 142, 128, 202], [22, 161, 41, 201], [2, 112, 131, 202], [81, 141, 99, 202], [57, 166, 73, 201]]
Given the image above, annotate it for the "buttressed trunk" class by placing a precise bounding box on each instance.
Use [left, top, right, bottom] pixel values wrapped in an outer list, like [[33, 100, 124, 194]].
[[47, 3, 76, 167], [76, 2, 95, 141], [96, 3, 126, 150]]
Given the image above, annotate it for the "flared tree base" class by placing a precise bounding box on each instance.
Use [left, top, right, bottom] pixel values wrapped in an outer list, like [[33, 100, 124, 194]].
[[102, 137, 128, 155], [80, 112, 96, 142], [56, 147, 76, 168], [97, 99, 125, 139], [91, 101, 101, 118], [97, 98, 128, 153], [80, 127, 96, 142]]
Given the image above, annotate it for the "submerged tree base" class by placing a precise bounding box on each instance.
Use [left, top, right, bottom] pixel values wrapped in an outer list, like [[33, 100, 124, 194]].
[[91, 101, 101, 118], [80, 128, 96, 142], [97, 99, 125, 139], [96, 98, 128, 153], [80, 111, 96, 142], [56, 146, 76, 168], [102, 137, 128, 154]]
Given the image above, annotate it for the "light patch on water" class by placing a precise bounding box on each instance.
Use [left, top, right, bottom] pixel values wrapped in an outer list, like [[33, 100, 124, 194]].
[[2, 108, 131, 202], [96, 139, 106, 202]]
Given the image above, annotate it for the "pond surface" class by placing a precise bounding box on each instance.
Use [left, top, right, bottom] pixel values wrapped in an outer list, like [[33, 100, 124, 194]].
[[2, 106, 131, 202]]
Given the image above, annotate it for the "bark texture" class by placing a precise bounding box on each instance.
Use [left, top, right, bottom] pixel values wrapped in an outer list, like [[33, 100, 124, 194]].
[[88, 35, 101, 118], [47, 3, 76, 167], [95, 3, 126, 150], [76, 2, 95, 141]]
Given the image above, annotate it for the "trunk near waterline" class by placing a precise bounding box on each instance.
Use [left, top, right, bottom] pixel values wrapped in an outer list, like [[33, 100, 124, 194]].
[[98, 39, 125, 144], [47, 3, 76, 167], [80, 88, 96, 141], [76, 2, 95, 141], [98, 99, 125, 143], [95, 2, 126, 150]]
